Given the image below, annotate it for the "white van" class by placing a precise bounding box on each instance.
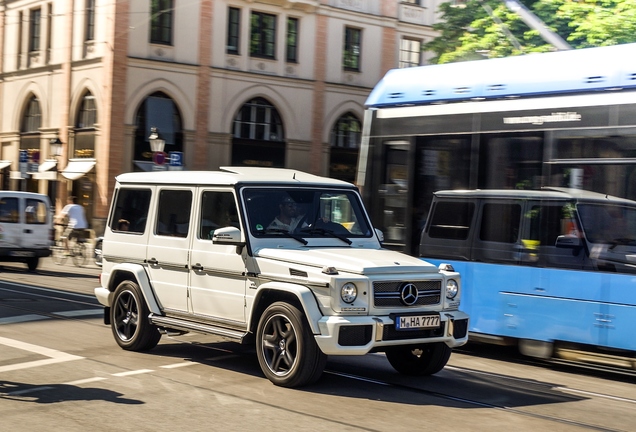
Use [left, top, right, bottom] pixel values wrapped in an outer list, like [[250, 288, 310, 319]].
[[0, 191, 54, 271], [95, 167, 468, 387]]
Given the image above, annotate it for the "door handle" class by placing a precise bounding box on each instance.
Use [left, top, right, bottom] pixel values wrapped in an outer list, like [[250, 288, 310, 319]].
[[23, 229, 32, 234], [191, 263, 204, 271], [146, 258, 159, 266]]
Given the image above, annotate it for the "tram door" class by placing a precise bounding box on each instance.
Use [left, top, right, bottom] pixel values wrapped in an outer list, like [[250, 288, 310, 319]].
[[378, 141, 411, 251]]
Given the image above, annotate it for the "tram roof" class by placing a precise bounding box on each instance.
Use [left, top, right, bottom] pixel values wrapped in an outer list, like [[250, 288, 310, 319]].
[[433, 187, 636, 205], [366, 43, 636, 108]]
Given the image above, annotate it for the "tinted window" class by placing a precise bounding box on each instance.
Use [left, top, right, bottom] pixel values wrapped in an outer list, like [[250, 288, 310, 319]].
[[110, 188, 152, 234], [0, 198, 19, 223], [427, 201, 474, 240], [480, 203, 521, 243], [156, 190, 192, 237], [199, 191, 240, 240]]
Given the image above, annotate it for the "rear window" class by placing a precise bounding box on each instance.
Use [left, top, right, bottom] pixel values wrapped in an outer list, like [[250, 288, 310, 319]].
[[427, 201, 474, 240]]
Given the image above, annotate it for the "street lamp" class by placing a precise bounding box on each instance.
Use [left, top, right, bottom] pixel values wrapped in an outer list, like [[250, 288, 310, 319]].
[[49, 137, 65, 211], [50, 137, 63, 158], [148, 127, 165, 153]]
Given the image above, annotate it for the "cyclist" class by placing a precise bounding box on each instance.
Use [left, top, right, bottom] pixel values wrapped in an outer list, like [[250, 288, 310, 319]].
[[57, 195, 88, 254]]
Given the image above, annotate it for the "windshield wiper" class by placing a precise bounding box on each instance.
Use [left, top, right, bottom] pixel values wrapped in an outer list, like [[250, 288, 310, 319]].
[[608, 237, 636, 250], [299, 227, 352, 245], [262, 228, 308, 245]]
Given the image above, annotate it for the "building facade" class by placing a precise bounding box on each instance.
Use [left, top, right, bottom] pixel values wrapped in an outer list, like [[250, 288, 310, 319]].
[[0, 0, 441, 233]]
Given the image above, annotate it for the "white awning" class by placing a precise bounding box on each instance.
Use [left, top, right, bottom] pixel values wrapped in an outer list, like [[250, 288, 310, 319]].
[[38, 159, 58, 172], [0, 160, 11, 170], [61, 158, 96, 180]]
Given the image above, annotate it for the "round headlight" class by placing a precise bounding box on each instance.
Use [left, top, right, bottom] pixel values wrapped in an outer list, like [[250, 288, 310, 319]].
[[341, 282, 358, 304], [446, 279, 459, 300]]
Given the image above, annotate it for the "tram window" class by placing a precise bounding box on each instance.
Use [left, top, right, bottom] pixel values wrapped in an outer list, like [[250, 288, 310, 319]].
[[480, 203, 521, 243], [427, 201, 474, 240]]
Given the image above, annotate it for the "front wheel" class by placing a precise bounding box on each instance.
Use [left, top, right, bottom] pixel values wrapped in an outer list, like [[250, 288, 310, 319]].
[[256, 302, 326, 388], [385, 342, 451, 376], [51, 240, 67, 265], [26, 257, 39, 272], [110, 280, 161, 351]]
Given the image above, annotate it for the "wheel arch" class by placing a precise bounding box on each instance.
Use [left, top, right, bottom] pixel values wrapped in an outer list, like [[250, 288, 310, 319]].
[[105, 263, 162, 315], [249, 282, 323, 335]]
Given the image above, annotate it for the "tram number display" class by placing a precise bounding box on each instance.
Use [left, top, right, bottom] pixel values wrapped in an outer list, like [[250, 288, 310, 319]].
[[395, 314, 440, 330]]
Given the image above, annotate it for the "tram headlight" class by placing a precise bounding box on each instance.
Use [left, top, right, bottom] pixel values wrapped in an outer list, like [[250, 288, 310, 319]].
[[446, 279, 459, 300], [341, 282, 358, 304]]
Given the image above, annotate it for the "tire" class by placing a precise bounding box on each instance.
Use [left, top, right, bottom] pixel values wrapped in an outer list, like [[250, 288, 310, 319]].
[[256, 302, 327, 388], [26, 257, 39, 272], [51, 240, 68, 265], [385, 342, 452, 376], [110, 280, 161, 351], [94, 238, 103, 267], [71, 242, 88, 267]]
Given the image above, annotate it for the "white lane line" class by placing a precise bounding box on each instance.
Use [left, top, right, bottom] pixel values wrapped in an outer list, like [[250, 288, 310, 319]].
[[0, 314, 45, 325], [0, 336, 83, 373], [53, 309, 102, 317], [111, 369, 154, 377], [0, 309, 102, 325], [64, 377, 108, 386], [160, 362, 195, 369]]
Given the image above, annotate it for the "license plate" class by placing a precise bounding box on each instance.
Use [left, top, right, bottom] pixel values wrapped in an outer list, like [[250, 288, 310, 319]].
[[395, 314, 440, 330], [10, 251, 34, 257]]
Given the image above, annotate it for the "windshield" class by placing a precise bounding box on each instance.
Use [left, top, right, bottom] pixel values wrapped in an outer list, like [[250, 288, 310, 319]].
[[577, 202, 636, 245], [242, 187, 373, 239]]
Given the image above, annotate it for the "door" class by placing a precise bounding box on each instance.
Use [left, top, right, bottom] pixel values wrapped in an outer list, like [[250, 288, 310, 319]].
[[0, 195, 22, 249], [189, 189, 247, 323], [145, 188, 193, 314]]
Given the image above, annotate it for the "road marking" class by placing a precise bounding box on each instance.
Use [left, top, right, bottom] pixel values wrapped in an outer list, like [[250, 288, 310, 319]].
[[0, 309, 102, 325], [65, 377, 108, 385], [112, 369, 154, 377], [160, 362, 195, 369], [0, 336, 83, 373]]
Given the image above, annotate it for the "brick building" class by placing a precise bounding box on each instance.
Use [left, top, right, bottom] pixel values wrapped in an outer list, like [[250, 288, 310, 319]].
[[0, 0, 441, 232]]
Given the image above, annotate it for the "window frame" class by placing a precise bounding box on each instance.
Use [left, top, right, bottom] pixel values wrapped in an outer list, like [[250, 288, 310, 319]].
[[250, 11, 276, 59], [227, 7, 241, 55], [85, 0, 95, 41], [29, 8, 41, 53], [399, 38, 422, 69], [150, 0, 174, 46], [286, 17, 299, 63], [343, 27, 361, 72]]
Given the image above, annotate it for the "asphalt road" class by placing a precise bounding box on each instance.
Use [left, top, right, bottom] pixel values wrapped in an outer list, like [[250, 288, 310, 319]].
[[1, 258, 635, 431]]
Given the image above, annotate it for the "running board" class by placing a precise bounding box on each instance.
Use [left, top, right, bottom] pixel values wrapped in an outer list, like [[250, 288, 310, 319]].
[[149, 314, 248, 342]]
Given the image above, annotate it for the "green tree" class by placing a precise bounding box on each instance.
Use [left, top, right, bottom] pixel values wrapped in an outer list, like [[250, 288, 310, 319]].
[[425, 0, 636, 64]]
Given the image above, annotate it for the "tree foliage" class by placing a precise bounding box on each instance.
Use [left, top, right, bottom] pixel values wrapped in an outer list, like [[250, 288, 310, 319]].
[[424, 0, 636, 64]]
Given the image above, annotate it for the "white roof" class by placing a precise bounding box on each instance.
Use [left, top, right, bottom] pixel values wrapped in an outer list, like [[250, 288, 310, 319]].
[[115, 166, 355, 188]]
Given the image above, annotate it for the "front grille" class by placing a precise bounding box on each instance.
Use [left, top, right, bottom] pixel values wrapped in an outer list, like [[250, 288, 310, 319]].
[[338, 325, 373, 346], [373, 280, 441, 307], [382, 324, 445, 341]]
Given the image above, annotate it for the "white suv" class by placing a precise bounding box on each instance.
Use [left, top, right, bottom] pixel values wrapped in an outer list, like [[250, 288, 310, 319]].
[[95, 167, 468, 387]]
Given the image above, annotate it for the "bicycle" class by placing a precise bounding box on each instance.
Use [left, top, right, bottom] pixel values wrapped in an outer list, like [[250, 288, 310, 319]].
[[52, 225, 90, 267]]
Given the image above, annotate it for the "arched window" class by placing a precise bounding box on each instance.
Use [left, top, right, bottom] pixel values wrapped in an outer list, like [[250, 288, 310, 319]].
[[76, 92, 97, 129], [21, 96, 41, 132], [232, 98, 286, 167], [134, 92, 183, 169], [75, 91, 98, 158], [329, 112, 361, 182]]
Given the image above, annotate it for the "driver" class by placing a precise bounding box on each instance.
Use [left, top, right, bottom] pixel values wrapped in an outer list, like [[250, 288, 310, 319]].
[[268, 196, 302, 232]]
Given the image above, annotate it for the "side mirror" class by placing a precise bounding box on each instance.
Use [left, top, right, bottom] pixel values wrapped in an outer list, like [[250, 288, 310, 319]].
[[212, 226, 244, 246], [375, 228, 384, 243], [555, 235, 582, 248]]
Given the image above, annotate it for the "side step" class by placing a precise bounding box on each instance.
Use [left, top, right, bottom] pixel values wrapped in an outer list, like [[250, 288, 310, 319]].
[[149, 314, 248, 343]]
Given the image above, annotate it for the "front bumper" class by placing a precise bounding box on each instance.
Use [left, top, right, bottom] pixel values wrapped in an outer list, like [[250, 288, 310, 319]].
[[314, 310, 469, 355]]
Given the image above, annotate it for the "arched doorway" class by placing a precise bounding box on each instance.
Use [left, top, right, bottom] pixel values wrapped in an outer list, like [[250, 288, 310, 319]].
[[329, 112, 361, 183], [231, 97, 285, 167], [133, 92, 184, 171]]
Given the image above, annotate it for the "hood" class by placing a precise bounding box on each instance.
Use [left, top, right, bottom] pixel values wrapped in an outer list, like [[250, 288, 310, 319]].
[[255, 247, 439, 275]]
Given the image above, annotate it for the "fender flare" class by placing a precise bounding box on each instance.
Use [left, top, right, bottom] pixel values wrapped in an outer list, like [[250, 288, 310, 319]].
[[250, 281, 324, 335], [104, 263, 162, 314]]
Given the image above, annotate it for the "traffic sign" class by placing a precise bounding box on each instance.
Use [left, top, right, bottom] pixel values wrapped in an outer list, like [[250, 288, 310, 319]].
[[153, 151, 167, 165], [169, 151, 183, 166]]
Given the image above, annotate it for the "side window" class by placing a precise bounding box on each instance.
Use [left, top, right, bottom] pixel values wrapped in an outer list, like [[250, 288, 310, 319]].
[[109, 188, 152, 234], [199, 191, 239, 240], [427, 201, 474, 240], [480, 203, 521, 243], [528, 203, 572, 245], [156, 190, 192, 237], [25, 198, 48, 224], [0, 198, 19, 223]]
